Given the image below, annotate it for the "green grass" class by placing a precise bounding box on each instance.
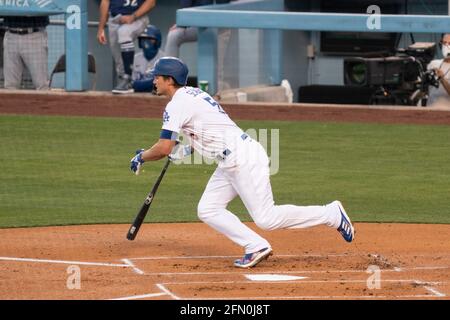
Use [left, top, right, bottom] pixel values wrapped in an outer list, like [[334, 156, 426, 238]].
[[0, 114, 449, 228]]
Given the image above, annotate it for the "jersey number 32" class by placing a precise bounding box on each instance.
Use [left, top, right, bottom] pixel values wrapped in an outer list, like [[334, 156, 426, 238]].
[[124, 0, 138, 7]]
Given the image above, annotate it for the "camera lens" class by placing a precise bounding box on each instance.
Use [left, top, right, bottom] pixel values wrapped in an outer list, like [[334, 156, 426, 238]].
[[349, 62, 367, 85]]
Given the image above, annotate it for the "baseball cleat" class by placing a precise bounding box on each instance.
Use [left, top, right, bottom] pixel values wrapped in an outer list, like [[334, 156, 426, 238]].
[[234, 247, 272, 268], [335, 201, 355, 242], [112, 75, 134, 94]]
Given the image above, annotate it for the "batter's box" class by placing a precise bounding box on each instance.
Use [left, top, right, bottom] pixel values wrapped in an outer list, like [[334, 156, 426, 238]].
[[159, 279, 446, 300], [128, 253, 377, 274]]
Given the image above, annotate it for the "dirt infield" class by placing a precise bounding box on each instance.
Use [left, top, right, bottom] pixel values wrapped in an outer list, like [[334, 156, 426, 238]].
[[0, 223, 449, 300], [0, 90, 449, 300]]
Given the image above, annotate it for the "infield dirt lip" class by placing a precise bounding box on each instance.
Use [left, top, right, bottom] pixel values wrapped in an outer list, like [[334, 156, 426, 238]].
[[1, 90, 450, 125]]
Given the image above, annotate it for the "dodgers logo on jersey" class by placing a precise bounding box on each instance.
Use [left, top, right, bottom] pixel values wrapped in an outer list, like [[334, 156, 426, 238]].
[[163, 110, 170, 123]]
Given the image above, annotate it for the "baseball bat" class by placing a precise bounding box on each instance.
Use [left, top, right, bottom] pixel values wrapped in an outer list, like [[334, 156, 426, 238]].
[[126, 157, 171, 241]]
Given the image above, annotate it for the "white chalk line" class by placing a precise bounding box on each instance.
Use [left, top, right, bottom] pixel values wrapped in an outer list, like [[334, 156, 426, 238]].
[[156, 283, 181, 300], [4, 255, 445, 275], [160, 279, 444, 286], [412, 266, 450, 270], [129, 253, 450, 261], [121, 259, 145, 275], [0, 256, 129, 268], [130, 253, 351, 261], [2, 255, 448, 278], [414, 280, 447, 298], [424, 287, 446, 297], [109, 292, 168, 300], [131, 265, 450, 277], [156, 279, 448, 300]]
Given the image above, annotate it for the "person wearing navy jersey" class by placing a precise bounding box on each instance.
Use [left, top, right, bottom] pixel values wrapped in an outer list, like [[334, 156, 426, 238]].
[[97, 0, 156, 94]]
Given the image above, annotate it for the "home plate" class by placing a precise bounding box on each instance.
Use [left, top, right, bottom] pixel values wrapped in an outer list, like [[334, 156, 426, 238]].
[[245, 274, 308, 281]]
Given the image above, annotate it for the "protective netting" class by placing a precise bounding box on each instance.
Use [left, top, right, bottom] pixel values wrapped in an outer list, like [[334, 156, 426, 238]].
[[0, 15, 65, 90]]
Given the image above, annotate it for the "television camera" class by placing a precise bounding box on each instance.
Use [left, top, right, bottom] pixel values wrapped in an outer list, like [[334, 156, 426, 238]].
[[344, 42, 440, 106]]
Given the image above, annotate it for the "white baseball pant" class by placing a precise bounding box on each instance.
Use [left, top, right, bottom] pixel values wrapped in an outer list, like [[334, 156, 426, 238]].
[[197, 136, 342, 254]]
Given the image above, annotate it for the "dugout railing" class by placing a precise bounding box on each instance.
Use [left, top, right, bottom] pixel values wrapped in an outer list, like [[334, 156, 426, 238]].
[[177, 0, 450, 95]]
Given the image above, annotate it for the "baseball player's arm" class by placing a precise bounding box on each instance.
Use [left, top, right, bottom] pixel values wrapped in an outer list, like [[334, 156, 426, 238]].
[[97, 0, 110, 44], [141, 139, 177, 162], [121, 0, 156, 24]]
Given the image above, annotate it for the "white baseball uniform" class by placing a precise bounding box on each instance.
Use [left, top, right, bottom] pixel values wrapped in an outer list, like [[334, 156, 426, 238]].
[[162, 87, 343, 254]]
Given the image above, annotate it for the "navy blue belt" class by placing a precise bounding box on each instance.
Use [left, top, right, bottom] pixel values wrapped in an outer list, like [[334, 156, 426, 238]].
[[218, 133, 249, 160]]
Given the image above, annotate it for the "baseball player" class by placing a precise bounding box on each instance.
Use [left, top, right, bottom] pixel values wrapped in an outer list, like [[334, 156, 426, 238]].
[[130, 57, 355, 268], [132, 24, 164, 93], [97, 0, 156, 94]]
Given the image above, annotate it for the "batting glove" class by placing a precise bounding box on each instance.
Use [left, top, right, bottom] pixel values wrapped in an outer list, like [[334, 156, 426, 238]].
[[130, 149, 145, 175]]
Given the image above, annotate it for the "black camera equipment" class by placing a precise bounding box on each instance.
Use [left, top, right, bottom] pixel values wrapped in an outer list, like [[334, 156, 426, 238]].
[[344, 42, 440, 106]]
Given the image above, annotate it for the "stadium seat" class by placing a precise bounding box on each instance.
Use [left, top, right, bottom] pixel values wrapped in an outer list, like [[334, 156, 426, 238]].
[[49, 53, 97, 90]]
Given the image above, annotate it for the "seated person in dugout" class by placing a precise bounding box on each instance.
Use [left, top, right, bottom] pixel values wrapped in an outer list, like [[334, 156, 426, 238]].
[[132, 24, 164, 93]]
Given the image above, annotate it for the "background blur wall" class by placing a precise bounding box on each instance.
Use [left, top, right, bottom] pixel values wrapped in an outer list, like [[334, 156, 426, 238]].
[[51, 0, 450, 97], [1, 0, 448, 97]]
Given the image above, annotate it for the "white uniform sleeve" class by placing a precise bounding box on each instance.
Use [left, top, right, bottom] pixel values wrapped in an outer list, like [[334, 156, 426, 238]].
[[161, 100, 191, 135]]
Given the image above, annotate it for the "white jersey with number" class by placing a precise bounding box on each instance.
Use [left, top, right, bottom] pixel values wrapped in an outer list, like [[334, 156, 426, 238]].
[[161, 86, 244, 161]]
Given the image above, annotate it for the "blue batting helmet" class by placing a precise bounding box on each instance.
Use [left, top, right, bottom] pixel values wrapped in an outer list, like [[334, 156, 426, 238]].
[[138, 25, 162, 48], [138, 25, 162, 61], [151, 57, 189, 86]]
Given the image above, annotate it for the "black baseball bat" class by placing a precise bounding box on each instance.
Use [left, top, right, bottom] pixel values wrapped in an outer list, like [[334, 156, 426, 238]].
[[126, 157, 171, 240]]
